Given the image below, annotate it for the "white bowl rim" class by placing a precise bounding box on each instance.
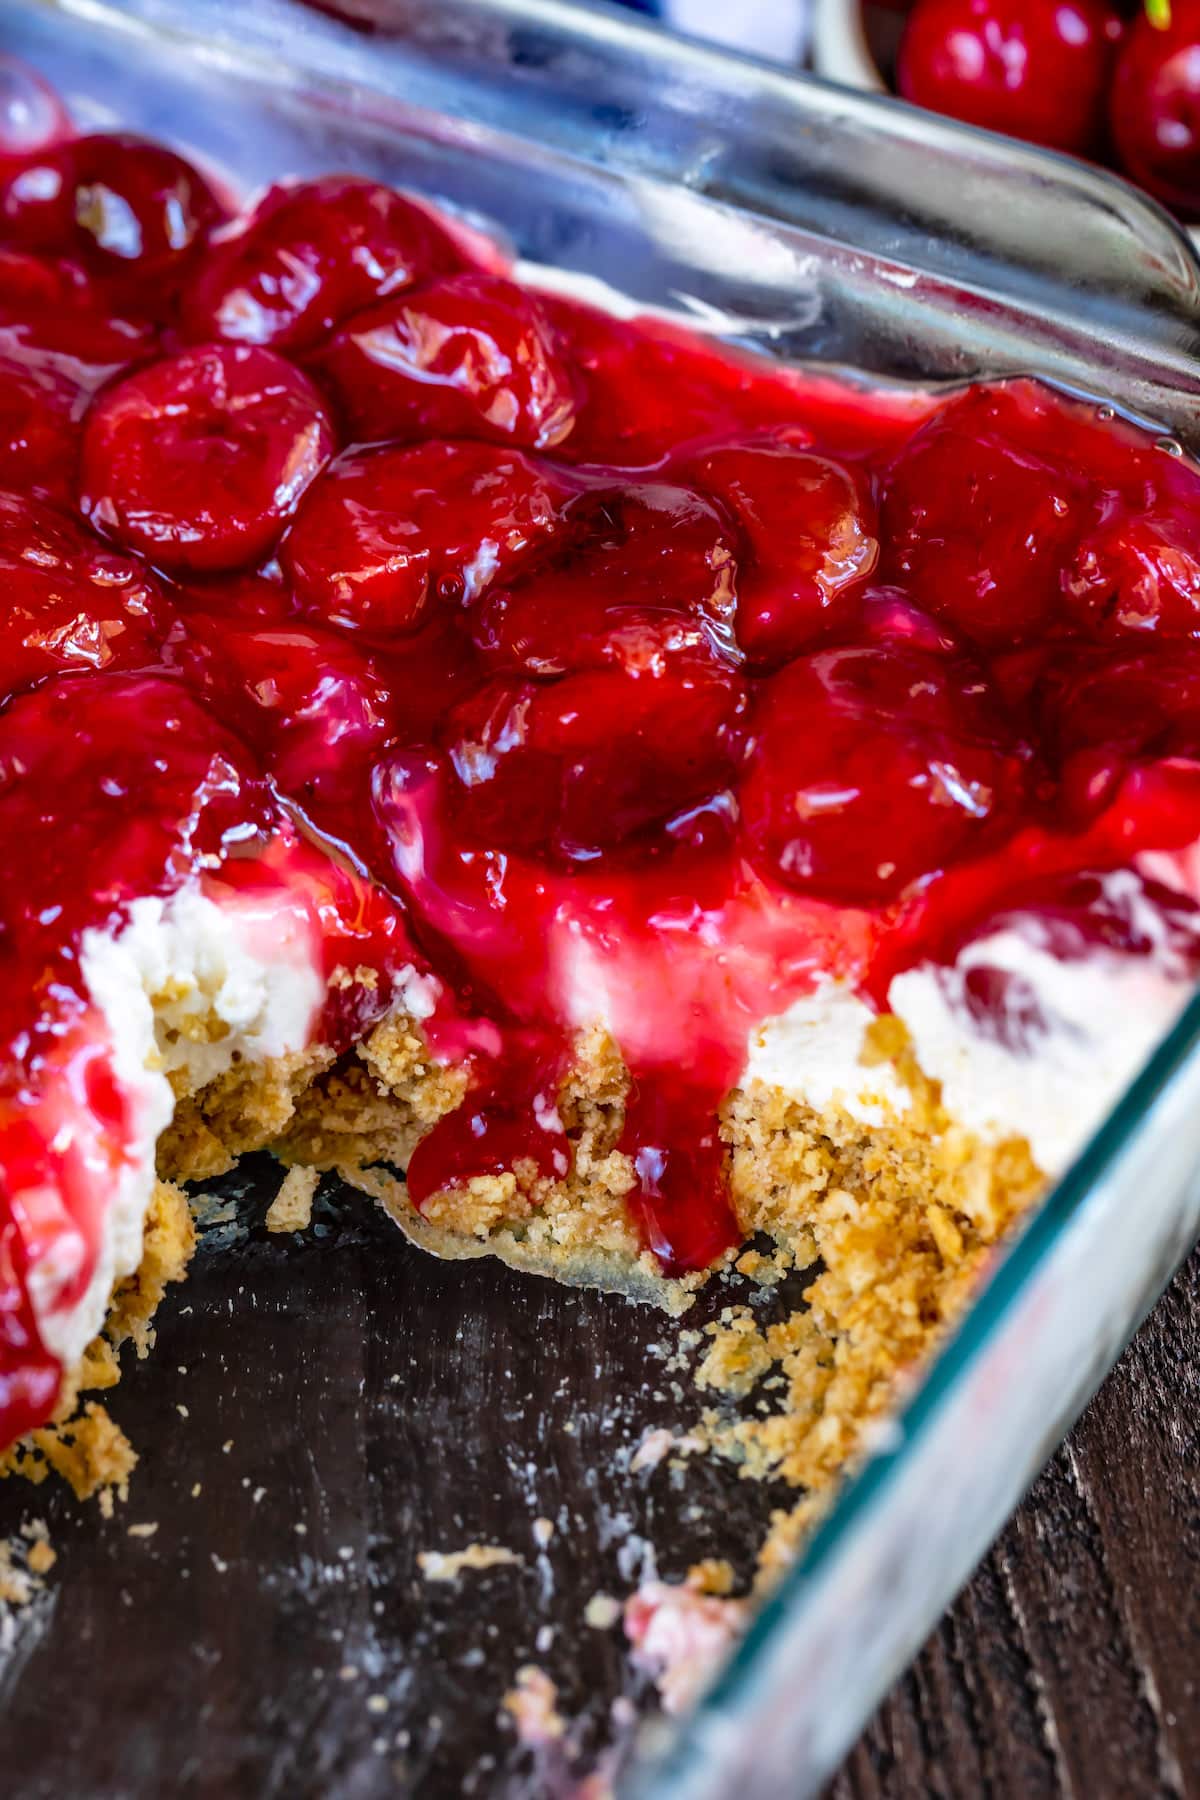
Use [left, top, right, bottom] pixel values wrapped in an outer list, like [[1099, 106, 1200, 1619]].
[[810, 0, 886, 91]]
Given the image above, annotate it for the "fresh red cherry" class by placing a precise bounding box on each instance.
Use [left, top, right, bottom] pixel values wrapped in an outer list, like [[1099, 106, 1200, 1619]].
[[79, 343, 334, 575], [439, 653, 749, 861], [0, 58, 70, 155], [685, 441, 877, 665], [741, 642, 1024, 903], [180, 176, 468, 352], [1111, 2, 1200, 218], [472, 480, 738, 676], [0, 135, 223, 304], [282, 439, 573, 637], [315, 272, 577, 451], [897, 0, 1124, 154], [0, 488, 169, 698], [882, 382, 1094, 647]]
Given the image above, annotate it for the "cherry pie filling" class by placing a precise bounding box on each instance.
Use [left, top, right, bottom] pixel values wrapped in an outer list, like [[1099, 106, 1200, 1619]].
[[3, 95, 1200, 1448]]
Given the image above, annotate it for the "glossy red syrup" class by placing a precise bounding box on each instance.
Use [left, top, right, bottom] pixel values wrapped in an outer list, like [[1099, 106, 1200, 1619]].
[[4, 89, 1200, 1444]]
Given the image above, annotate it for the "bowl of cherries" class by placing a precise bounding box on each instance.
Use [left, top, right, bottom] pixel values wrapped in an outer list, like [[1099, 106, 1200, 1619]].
[[812, 0, 1200, 238]]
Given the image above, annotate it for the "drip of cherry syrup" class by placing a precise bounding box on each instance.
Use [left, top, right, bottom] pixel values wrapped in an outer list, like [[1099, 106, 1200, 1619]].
[[5, 82, 1200, 1441]]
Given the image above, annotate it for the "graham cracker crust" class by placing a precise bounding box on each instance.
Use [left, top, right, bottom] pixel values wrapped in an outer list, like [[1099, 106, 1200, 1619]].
[[5, 990, 1045, 1581]]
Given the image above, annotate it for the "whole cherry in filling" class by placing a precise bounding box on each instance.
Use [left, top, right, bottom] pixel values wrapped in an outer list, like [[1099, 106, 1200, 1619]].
[[0, 259, 159, 371], [0, 672, 273, 970], [282, 438, 575, 636], [682, 438, 878, 665], [179, 609, 397, 833], [180, 175, 469, 352], [0, 487, 170, 696], [440, 650, 750, 862], [0, 133, 223, 309], [315, 272, 577, 450], [741, 639, 1027, 903], [882, 381, 1099, 647], [0, 340, 90, 502], [472, 479, 739, 676], [79, 342, 333, 573]]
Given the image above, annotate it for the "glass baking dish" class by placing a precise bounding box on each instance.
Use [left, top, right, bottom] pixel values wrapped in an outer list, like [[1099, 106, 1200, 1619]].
[[5, 2, 1200, 1795]]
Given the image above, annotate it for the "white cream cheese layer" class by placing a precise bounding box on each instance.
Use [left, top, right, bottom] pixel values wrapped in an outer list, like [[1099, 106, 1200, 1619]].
[[743, 985, 909, 1125], [888, 936, 1191, 1176], [748, 871, 1197, 1180], [33, 883, 326, 1369]]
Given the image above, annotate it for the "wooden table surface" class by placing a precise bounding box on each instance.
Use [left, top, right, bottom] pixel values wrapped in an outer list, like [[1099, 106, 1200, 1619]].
[[828, 1242, 1200, 1800], [2, 1172, 1197, 1799]]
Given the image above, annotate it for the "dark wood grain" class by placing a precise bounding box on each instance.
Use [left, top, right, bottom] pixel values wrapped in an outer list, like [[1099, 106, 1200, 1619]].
[[0, 1163, 800, 1800], [827, 1247, 1200, 1800], [3, 1163, 1199, 1798]]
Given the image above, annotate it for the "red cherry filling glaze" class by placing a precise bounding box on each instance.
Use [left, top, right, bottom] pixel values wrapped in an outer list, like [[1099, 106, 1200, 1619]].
[[80, 343, 334, 573], [6, 84, 1200, 1439], [180, 176, 469, 352]]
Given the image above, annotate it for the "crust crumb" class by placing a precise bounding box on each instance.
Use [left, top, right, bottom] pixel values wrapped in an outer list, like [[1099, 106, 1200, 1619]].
[[265, 1165, 319, 1234], [584, 1592, 622, 1630], [417, 1543, 523, 1582], [0, 1518, 56, 1603], [504, 1666, 566, 1747], [685, 1557, 735, 1597]]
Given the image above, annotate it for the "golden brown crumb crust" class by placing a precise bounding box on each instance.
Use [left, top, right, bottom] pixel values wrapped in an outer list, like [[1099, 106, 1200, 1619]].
[[6, 986, 1045, 1586], [165, 1001, 1042, 1556]]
